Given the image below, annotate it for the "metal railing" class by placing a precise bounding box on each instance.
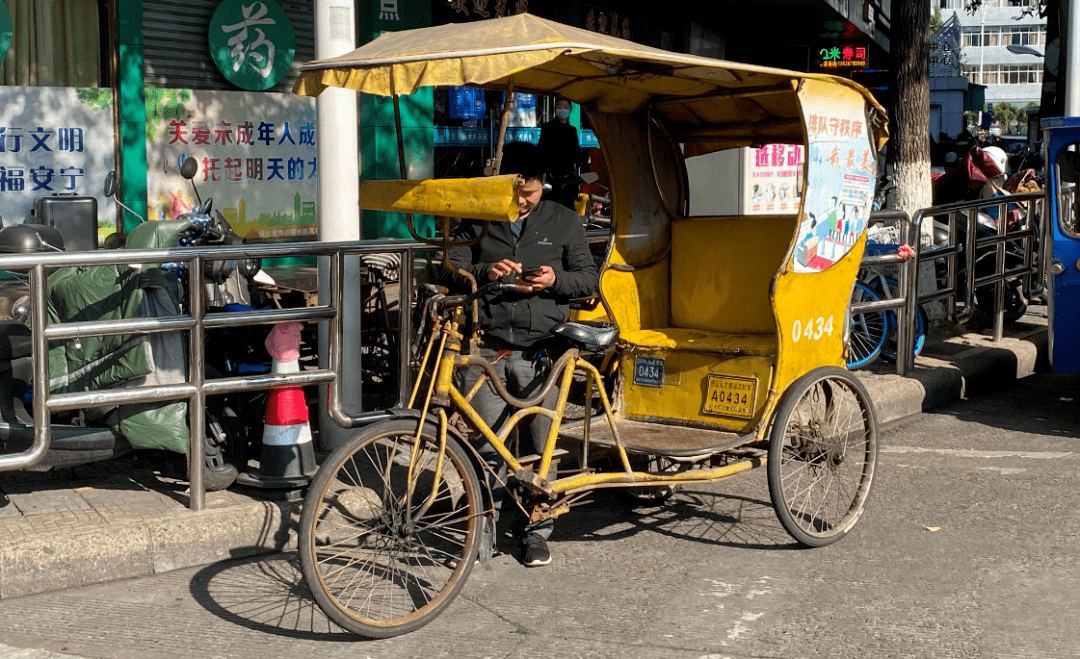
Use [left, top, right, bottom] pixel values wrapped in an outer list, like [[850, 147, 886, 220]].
[[852, 192, 1044, 375], [851, 210, 920, 375], [911, 191, 1044, 343], [0, 239, 427, 511]]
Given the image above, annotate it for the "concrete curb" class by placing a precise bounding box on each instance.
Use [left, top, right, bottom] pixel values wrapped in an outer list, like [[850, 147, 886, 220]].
[[857, 328, 1047, 429], [0, 500, 299, 600], [0, 328, 1049, 600]]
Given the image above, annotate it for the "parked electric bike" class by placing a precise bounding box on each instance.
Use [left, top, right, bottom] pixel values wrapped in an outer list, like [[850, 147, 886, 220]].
[[0, 164, 257, 490]]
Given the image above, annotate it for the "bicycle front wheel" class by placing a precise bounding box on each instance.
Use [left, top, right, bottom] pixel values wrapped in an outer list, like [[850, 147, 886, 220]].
[[299, 418, 483, 639], [846, 282, 887, 369]]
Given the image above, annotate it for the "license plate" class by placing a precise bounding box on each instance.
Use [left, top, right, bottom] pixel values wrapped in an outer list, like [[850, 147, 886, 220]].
[[633, 356, 665, 388], [703, 375, 757, 419]]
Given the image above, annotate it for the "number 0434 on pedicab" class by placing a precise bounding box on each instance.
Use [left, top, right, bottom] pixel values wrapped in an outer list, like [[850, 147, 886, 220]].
[[289, 13, 888, 639]]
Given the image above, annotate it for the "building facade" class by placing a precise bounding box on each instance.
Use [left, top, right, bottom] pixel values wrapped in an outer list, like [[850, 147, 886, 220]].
[[0, 0, 892, 242], [935, 0, 1044, 107]]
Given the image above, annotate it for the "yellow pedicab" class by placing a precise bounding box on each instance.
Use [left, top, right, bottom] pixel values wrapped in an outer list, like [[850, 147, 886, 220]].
[[292, 14, 888, 638]]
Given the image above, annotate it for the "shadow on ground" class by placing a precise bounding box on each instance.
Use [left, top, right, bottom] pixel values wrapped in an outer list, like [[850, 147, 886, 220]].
[[189, 552, 356, 642]]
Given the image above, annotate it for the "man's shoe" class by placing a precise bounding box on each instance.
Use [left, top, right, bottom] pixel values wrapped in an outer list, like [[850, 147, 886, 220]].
[[521, 533, 551, 567]]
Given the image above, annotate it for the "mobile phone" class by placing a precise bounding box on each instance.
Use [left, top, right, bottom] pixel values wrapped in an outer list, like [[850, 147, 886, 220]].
[[520, 266, 544, 278]]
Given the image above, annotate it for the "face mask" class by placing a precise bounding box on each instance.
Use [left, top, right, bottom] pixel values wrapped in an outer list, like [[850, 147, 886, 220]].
[[555, 108, 571, 120]]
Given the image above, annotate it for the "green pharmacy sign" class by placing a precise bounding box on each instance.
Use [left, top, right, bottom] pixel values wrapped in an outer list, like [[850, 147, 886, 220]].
[[209, 0, 296, 91]]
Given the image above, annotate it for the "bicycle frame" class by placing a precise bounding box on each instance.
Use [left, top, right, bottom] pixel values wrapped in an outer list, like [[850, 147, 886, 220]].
[[412, 304, 766, 524]]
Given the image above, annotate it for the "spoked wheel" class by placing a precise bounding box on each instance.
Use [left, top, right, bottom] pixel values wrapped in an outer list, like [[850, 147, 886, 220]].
[[846, 282, 887, 369], [767, 367, 878, 547], [299, 418, 483, 639], [873, 277, 927, 362]]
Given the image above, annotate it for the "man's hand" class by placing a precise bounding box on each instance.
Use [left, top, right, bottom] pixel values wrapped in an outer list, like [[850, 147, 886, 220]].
[[487, 259, 522, 281], [519, 265, 556, 292]]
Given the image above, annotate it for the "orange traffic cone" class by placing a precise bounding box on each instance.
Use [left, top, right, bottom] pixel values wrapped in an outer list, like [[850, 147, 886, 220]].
[[236, 322, 317, 497]]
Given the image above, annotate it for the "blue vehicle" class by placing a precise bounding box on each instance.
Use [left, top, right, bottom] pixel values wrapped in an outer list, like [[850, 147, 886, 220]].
[[1042, 118, 1080, 372]]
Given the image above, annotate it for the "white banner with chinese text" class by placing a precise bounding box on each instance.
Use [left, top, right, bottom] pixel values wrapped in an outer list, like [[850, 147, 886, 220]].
[[0, 86, 117, 240], [145, 88, 317, 241]]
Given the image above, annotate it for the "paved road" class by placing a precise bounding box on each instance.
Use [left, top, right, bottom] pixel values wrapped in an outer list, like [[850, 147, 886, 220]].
[[2, 372, 1079, 659]]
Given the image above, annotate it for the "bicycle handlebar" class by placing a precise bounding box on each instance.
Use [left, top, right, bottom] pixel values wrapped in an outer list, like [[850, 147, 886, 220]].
[[441, 281, 534, 309]]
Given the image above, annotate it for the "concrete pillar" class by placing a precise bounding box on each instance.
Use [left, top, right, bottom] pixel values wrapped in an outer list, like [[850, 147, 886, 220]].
[[314, 0, 362, 451], [114, 0, 147, 232]]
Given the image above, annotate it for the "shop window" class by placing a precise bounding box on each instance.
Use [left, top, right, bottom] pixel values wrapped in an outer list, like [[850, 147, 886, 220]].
[[0, 0, 108, 87]]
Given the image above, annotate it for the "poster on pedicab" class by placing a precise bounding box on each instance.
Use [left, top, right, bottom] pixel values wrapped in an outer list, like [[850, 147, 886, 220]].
[[792, 84, 876, 273], [144, 88, 318, 242]]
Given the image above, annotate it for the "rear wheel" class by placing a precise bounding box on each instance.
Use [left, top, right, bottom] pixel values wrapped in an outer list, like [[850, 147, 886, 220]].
[[299, 418, 482, 639], [976, 280, 1028, 322], [612, 454, 684, 505], [767, 368, 878, 547]]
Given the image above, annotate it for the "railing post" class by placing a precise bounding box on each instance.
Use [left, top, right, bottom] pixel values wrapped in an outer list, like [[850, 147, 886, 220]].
[[396, 248, 414, 408], [30, 263, 50, 465], [188, 257, 205, 511], [991, 200, 1007, 342], [897, 210, 917, 375]]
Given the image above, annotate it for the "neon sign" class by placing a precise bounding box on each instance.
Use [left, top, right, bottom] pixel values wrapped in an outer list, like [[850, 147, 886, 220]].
[[818, 45, 869, 70]]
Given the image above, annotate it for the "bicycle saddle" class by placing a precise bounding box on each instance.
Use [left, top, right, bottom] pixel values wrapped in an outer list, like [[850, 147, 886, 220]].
[[550, 320, 619, 351]]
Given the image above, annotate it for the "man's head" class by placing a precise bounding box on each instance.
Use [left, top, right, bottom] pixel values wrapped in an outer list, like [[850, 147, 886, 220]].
[[500, 141, 546, 217]]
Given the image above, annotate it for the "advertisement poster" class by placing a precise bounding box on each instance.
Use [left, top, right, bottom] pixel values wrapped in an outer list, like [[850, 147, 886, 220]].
[[145, 88, 317, 242], [792, 86, 876, 273], [745, 144, 802, 215], [0, 86, 117, 243]]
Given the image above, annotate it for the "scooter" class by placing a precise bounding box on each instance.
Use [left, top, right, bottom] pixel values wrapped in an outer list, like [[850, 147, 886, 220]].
[[0, 164, 258, 490], [930, 145, 1036, 323], [934, 208, 1031, 323]]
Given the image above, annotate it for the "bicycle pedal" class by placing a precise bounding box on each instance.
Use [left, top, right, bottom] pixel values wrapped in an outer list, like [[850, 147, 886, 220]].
[[509, 469, 556, 498], [516, 448, 569, 468]]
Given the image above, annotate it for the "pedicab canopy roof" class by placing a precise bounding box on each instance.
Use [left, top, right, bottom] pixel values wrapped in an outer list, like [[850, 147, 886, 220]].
[[294, 13, 888, 154]]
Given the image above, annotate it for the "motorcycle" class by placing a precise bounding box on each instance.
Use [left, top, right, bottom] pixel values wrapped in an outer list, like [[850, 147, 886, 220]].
[[0, 161, 263, 490], [930, 145, 1037, 323], [933, 207, 1032, 323]]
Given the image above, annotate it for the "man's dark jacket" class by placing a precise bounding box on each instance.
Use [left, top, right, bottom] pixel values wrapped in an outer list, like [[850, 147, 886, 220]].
[[448, 200, 598, 348]]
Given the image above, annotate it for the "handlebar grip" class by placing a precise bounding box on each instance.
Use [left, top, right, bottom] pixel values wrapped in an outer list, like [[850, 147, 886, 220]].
[[441, 280, 534, 308], [493, 281, 534, 295]]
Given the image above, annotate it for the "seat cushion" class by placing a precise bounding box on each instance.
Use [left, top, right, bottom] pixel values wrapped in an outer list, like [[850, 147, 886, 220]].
[[620, 327, 777, 357]]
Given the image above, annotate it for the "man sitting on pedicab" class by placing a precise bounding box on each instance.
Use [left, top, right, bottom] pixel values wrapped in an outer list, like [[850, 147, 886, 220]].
[[447, 140, 598, 567]]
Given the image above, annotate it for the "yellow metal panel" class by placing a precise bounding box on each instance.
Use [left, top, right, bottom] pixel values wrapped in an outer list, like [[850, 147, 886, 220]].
[[358, 176, 520, 222], [619, 328, 776, 357], [620, 348, 774, 432], [669, 216, 797, 335], [771, 234, 865, 400], [599, 262, 669, 336]]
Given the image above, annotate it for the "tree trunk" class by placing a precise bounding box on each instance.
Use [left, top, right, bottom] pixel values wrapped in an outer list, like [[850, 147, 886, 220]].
[[888, 0, 932, 216], [888, 0, 937, 320]]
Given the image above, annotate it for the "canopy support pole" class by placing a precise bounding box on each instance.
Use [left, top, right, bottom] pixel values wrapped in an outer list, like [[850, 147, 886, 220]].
[[486, 80, 515, 176]]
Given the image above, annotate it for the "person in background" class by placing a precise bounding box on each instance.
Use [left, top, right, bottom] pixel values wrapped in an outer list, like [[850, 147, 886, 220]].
[[538, 97, 581, 209]]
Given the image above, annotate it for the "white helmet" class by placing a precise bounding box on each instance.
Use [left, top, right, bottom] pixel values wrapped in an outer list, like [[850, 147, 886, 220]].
[[982, 146, 1008, 178]]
